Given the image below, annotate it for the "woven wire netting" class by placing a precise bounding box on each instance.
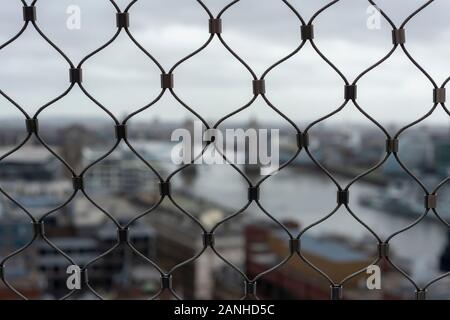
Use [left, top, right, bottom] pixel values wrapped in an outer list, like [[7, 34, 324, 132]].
[[0, 0, 449, 300]]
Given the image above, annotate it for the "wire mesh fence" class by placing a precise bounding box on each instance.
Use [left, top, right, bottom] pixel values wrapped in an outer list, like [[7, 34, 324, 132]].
[[0, 0, 449, 300]]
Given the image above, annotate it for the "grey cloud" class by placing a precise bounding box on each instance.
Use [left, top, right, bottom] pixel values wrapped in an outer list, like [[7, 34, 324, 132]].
[[0, 0, 449, 124]]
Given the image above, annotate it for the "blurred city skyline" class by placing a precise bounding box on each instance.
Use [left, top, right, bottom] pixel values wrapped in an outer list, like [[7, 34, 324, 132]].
[[1, 0, 450, 300]]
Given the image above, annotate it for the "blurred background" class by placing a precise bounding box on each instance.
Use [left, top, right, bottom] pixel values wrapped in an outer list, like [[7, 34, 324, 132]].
[[0, 0, 450, 299]]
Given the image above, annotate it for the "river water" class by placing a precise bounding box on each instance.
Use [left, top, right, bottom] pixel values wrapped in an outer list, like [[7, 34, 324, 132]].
[[143, 141, 448, 281]]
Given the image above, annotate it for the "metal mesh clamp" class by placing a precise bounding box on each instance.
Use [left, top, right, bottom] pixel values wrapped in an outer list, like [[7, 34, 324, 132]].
[[161, 275, 172, 289], [69, 68, 83, 84], [23, 6, 36, 22], [378, 243, 389, 258], [159, 181, 171, 196], [425, 194, 437, 209], [248, 186, 260, 202], [209, 19, 222, 34], [301, 25, 314, 40], [337, 190, 349, 205], [297, 132, 309, 148], [386, 139, 399, 153], [118, 228, 130, 243], [203, 233, 215, 247], [289, 238, 300, 254], [161, 74, 174, 89], [416, 290, 427, 300], [245, 281, 257, 295], [115, 124, 127, 140], [345, 85, 357, 100], [204, 129, 218, 143], [331, 285, 343, 300], [392, 29, 406, 45], [116, 13, 129, 28], [434, 88, 446, 104], [252, 80, 266, 95], [80, 268, 89, 286], [72, 176, 84, 190], [25, 118, 39, 134], [33, 221, 45, 237]]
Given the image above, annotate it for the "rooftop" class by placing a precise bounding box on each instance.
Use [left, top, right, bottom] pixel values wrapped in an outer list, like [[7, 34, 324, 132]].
[[0, 146, 57, 164], [274, 229, 370, 263]]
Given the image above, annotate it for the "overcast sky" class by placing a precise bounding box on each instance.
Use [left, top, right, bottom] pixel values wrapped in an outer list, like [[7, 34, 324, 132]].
[[0, 0, 449, 127]]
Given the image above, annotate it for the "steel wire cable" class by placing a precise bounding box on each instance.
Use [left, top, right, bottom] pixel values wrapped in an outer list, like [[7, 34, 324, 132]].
[[0, 0, 448, 300]]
